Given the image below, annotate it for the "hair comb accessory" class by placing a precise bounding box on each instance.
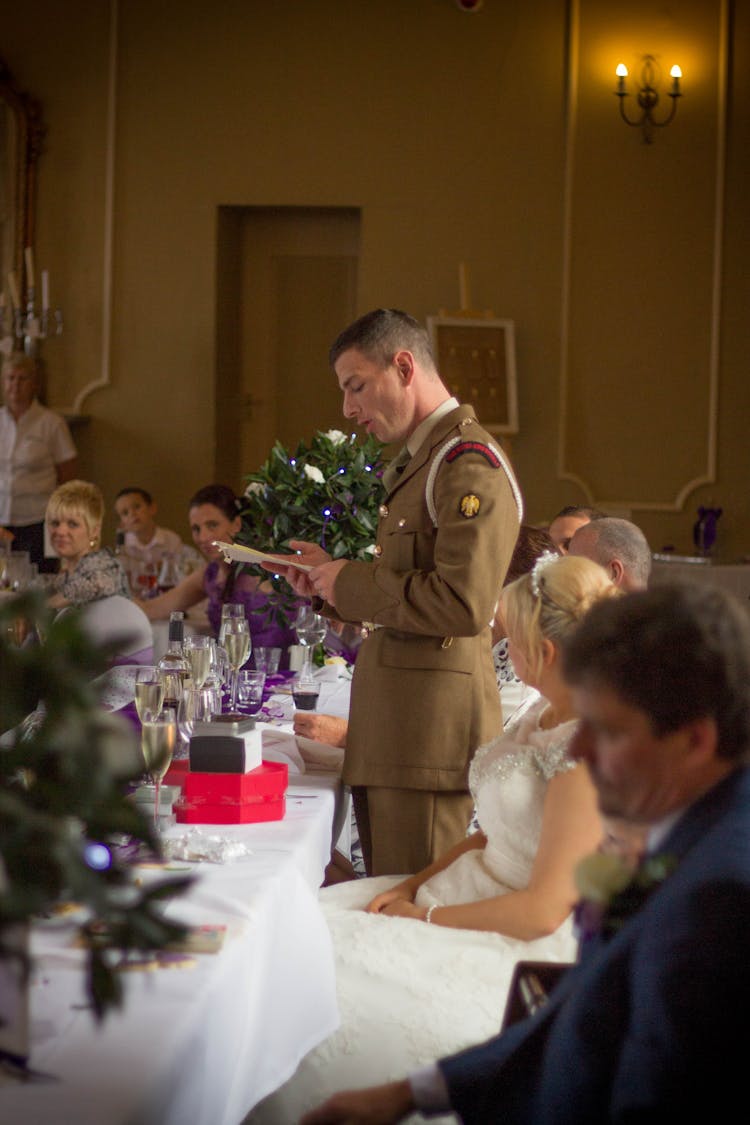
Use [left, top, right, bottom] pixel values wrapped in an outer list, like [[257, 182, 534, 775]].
[[530, 550, 561, 599]]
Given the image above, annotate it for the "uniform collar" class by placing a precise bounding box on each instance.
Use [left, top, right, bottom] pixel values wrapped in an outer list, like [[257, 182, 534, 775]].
[[405, 397, 460, 458]]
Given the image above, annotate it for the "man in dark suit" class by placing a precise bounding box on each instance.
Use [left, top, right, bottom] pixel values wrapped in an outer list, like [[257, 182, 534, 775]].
[[302, 582, 750, 1123]]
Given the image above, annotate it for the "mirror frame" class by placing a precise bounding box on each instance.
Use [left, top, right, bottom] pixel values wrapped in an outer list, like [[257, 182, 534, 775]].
[[0, 56, 45, 289]]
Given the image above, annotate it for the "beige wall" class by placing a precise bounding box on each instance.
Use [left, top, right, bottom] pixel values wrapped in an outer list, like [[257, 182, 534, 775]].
[[3, 0, 749, 557]]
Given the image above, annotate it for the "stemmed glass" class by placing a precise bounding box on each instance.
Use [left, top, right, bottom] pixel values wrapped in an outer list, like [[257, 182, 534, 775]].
[[294, 606, 327, 680], [177, 685, 213, 747], [134, 666, 165, 723], [224, 616, 251, 712], [183, 634, 211, 689], [218, 603, 245, 649], [140, 710, 177, 827]]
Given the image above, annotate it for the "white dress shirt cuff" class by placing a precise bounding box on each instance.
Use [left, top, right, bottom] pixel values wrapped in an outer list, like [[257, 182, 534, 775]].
[[409, 1063, 452, 1114]]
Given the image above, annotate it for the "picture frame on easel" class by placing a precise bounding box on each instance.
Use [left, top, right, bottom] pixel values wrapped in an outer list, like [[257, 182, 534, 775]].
[[427, 315, 518, 436]]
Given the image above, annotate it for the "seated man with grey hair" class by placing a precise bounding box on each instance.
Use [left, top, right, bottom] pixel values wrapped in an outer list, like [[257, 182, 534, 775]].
[[568, 516, 651, 591]]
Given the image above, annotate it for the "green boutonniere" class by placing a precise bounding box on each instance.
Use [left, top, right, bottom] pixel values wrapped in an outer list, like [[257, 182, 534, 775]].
[[574, 851, 678, 942]]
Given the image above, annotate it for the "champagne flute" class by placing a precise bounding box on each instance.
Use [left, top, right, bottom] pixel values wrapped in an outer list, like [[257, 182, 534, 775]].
[[294, 606, 327, 680], [183, 634, 211, 689], [218, 603, 245, 649], [224, 617, 251, 712], [141, 710, 177, 827], [134, 666, 165, 721]]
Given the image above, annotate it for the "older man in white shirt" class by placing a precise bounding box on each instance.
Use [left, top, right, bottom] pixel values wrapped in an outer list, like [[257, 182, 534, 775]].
[[0, 352, 78, 567]]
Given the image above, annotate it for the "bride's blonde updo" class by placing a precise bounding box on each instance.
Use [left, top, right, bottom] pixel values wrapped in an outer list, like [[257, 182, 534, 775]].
[[501, 553, 619, 684]]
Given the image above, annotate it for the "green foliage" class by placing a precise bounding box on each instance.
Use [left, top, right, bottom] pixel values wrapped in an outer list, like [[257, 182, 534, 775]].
[[237, 429, 385, 623], [0, 591, 191, 1019]]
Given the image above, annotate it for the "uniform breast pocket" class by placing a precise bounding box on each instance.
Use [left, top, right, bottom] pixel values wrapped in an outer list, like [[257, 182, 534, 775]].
[[383, 505, 435, 572]]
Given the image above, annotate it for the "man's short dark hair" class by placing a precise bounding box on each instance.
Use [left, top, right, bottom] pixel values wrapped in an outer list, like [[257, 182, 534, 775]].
[[562, 582, 750, 761], [115, 486, 153, 505], [553, 504, 607, 521], [329, 308, 436, 371]]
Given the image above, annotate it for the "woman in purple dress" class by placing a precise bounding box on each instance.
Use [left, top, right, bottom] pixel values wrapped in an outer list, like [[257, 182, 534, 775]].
[[139, 484, 296, 657]]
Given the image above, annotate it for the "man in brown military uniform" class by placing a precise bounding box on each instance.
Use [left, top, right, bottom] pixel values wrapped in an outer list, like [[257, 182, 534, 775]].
[[278, 309, 523, 875]]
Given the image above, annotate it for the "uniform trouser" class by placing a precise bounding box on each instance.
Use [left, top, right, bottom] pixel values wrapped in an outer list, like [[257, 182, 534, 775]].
[[351, 784, 474, 877]]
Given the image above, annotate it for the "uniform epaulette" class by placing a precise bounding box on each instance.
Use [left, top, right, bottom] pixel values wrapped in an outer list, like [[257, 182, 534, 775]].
[[445, 440, 504, 469], [425, 433, 524, 527]]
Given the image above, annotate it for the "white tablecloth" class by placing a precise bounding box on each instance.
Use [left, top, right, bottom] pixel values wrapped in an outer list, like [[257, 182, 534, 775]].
[[0, 774, 340, 1125]]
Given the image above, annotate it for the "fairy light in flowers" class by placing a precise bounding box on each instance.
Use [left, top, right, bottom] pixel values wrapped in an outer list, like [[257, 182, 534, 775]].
[[84, 842, 112, 871], [321, 505, 333, 549]]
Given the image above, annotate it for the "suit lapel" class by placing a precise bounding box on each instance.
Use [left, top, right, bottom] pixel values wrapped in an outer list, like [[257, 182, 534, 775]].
[[654, 766, 750, 863]]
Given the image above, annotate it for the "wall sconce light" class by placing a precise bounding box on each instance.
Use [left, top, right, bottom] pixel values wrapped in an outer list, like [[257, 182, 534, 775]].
[[614, 55, 682, 144]]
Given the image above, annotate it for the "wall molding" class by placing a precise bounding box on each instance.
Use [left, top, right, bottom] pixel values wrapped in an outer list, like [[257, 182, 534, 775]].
[[63, 0, 117, 414], [557, 0, 728, 512]]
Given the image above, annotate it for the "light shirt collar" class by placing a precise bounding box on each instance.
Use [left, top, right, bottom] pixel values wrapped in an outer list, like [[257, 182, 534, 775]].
[[406, 397, 459, 457], [646, 808, 685, 854]]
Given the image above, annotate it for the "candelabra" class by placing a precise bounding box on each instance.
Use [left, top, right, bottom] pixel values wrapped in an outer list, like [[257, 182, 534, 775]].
[[1, 247, 63, 359], [614, 55, 683, 144]]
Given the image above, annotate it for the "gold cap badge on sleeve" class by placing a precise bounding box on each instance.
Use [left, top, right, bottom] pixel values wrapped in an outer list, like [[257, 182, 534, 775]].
[[459, 494, 481, 518]]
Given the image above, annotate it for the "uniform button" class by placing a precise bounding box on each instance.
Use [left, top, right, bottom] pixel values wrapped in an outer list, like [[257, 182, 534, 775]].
[[398, 518, 406, 528], [373, 544, 382, 557], [378, 504, 389, 518]]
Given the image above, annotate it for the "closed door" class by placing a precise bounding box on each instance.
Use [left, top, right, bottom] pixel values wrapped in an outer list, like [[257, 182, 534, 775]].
[[216, 207, 360, 485]]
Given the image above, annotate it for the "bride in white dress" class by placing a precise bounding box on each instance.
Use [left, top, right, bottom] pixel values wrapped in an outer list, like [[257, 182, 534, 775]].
[[250, 555, 617, 1124]]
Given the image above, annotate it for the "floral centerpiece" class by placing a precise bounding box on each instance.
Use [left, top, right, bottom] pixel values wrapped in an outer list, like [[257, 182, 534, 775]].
[[237, 429, 385, 626]]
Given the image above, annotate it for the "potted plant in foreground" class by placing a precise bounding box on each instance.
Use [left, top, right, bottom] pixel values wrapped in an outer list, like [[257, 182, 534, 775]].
[[0, 592, 190, 1069]]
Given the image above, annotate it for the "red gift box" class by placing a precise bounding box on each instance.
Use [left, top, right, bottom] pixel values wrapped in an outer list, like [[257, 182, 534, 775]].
[[175, 760, 288, 824], [164, 758, 190, 791]]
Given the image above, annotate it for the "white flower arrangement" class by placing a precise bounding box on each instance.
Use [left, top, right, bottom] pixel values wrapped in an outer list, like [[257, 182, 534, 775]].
[[237, 429, 385, 625], [303, 463, 326, 485]]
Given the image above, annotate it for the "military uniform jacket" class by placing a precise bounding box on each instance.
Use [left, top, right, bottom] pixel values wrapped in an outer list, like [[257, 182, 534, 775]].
[[334, 404, 523, 792]]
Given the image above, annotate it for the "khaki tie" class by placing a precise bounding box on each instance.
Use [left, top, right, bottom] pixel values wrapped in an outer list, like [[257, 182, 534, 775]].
[[382, 445, 411, 493]]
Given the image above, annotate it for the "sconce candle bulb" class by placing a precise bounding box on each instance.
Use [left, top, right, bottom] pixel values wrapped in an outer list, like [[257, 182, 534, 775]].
[[614, 54, 683, 144]]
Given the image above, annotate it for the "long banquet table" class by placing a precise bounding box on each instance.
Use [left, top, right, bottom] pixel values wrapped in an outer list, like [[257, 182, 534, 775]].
[[0, 773, 341, 1125]]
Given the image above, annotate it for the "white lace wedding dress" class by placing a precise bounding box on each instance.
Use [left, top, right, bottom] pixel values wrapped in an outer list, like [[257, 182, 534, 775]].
[[249, 698, 578, 1124]]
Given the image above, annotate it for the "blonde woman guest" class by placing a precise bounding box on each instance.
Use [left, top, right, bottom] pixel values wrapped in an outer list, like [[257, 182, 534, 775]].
[[45, 481, 130, 609], [251, 554, 619, 1122]]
